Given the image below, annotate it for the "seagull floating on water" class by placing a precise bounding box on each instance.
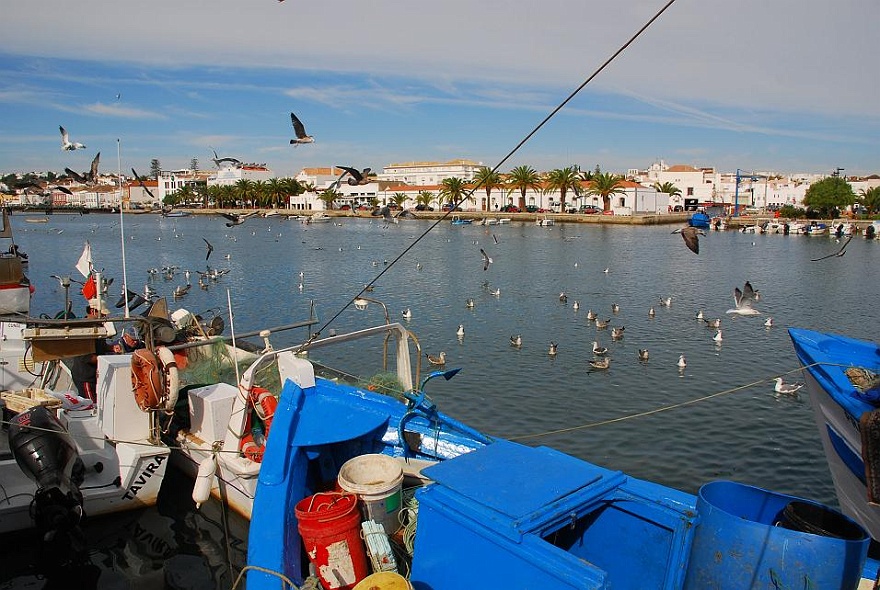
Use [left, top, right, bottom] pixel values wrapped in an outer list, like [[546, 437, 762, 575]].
[[289, 112, 315, 146], [402, 308, 412, 320], [456, 324, 465, 338], [589, 357, 610, 370], [638, 349, 649, 361], [572, 301, 579, 311], [595, 318, 609, 330], [592, 341, 608, 355], [695, 310, 704, 320], [677, 355, 687, 369], [59, 125, 86, 151], [660, 297, 672, 307], [465, 298, 475, 309], [559, 292, 568, 304], [611, 303, 620, 314], [510, 335, 522, 348], [773, 377, 804, 395], [426, 351, 446, 366], [728, 281, 761, 316], [548, 342, 558, 356], [611, 326, 625, 340], [648, 307, 655, 318], [704, 318, 721, 329], [764, 317, 773, 327], [713, 329, 723, 343], [586, 309, 597, 321]]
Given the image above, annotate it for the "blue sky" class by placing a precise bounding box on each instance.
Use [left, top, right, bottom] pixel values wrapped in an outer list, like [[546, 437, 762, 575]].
[[2, 0, 878, 179]]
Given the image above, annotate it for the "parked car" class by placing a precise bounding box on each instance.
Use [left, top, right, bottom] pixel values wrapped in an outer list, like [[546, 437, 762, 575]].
[[441, 203, 462, 212], [580, 206, 601, 214], [525, 205, 538, 213], [500, 204, 520, 213], [415, 204, 435, 211], [339, 204, 351, 211]]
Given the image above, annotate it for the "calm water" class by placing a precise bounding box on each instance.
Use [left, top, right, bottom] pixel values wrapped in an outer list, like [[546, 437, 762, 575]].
[[3, 212, 879, 587]]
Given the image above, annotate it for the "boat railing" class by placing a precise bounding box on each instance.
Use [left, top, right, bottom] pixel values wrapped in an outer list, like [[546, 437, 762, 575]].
[[239, 322, 417, 393]]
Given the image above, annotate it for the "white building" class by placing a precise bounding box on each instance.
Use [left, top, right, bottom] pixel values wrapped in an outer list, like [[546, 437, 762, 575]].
[[207, 164, 273, 188], [380, 160, 482, 186]]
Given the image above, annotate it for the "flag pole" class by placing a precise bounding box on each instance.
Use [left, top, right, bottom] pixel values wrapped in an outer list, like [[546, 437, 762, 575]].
[[117, 138, 130, 318]]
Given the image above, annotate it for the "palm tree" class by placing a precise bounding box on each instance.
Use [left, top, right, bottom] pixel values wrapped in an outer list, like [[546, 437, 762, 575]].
[[653, 182, 681, 199], [507, 165, 542, 211], [440, 177, 471, 209], [265, 178, 286, 209], [416, 191, 435, 210], [252, 180, 269, 208], [544, 166, 581, 213], [472, 166, 503, 211], [860, 187, 880, 215], [318, 188, 339, 210], [391, 192, 408, 210], [588, 172, 627, 213], [234, 179, 255, 209]]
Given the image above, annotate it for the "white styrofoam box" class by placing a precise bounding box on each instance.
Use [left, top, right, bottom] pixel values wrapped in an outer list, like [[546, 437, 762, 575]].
[[188, 383, 239, 443], [97, 354, 151, 442]]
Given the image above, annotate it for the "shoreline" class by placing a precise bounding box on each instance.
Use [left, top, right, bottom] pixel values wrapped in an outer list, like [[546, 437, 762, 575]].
[[14, 206, 872, 229]]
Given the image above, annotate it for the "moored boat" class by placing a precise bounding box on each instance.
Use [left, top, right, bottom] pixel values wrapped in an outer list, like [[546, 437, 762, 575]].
[[241, 322, 879, 589], [687, 211, 711, 229], [450, 215, 472, 225], [789, 327, 880, 543]]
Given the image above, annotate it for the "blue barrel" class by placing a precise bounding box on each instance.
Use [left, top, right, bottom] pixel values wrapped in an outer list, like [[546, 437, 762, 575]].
[[684, 481, 869, 589]]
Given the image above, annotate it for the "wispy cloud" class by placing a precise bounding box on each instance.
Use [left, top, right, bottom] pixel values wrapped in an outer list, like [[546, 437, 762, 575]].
[[83, 101, 167, 120]]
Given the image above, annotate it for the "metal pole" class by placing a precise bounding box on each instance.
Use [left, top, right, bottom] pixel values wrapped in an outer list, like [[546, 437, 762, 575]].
[[734, 169, 741, 217], [117, 139, 130, 318]]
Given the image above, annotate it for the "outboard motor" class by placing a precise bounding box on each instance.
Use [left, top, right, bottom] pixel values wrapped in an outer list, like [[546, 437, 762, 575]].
[[8, 406, 88, 571], [866, 225, 876, 240]]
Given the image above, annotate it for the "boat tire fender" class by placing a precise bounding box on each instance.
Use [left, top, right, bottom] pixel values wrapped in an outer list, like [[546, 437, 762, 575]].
[[156, 346, 179, 412]]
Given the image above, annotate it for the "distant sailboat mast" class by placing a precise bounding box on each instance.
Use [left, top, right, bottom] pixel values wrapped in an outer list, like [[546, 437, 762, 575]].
[[117, 139, 131, 318]]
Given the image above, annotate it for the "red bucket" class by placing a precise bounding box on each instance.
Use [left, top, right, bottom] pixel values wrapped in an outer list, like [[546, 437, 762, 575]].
[[295, 492, 369, 590]]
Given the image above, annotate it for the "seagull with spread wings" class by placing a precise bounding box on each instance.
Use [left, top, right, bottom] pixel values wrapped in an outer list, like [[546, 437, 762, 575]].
[[671, 225, 705, 254], [210, 148, 243, 169], [221, 211, 259, 227], [59, 125, 86, 151], [289, 112, 315, 146], [336, 166, 372, 186], [811, 235, 853, 261], [727, 281, 761, 316], [131, 168, 156, 200], [480, 248, 493, 271], [65, 152, 100, 184], [203, 238, 214, 260]]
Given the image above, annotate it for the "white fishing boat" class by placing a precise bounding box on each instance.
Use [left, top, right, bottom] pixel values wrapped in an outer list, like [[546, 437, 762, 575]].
[[304, 212, 331, 224], [535, 215, 554, 226]]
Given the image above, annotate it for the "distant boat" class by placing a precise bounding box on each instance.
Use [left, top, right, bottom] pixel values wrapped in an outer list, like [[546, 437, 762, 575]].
[[163, 210, 191, 218], [24, 217, 49, 223], [535, 215, 555, 226], [451, 215, 472, 225], [688, 211, 711, 229], [305, 212, 331, 224]]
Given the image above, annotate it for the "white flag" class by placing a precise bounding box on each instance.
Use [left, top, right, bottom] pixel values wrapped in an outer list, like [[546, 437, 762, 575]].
[[75, 241, 92, 278]]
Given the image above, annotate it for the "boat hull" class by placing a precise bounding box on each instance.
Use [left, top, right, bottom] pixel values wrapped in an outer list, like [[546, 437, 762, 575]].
[[789, 327, 880, 541]]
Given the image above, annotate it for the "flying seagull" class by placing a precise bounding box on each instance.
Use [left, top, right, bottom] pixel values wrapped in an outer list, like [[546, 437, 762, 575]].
[[65, 152, 100, 184], [221, 212, 259, 227], [289, 112, 315, 146], [728, 281, 761, 316], [59, 125, 86, 151], [480, 248, 493, 271], [811, 235, 853, 261], [131, 168, 156, 200], [672, 226, 706, 254], [203, 238, 214, 260], [210, 148, 242, 169], [336, 166, 372, 186]]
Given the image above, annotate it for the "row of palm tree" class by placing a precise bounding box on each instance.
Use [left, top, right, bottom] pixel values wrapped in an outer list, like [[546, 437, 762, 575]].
[[163, 165, 659, 213]]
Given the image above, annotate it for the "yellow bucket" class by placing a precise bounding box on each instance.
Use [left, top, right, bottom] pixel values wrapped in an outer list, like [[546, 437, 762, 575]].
[[352, 572, 413, 590]]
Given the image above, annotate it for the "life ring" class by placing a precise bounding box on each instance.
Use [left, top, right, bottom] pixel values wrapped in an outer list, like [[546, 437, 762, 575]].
[[130, 347, 180, 412], [156, 346, 180, 412], [238, 387, 278, 463], [131, 349, 162, 411]]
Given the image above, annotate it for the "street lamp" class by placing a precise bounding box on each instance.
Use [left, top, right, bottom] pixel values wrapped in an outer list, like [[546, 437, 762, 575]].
[[353, 295, 390, 324]]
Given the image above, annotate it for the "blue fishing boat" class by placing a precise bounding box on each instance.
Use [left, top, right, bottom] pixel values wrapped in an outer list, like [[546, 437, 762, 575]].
[[687, 211, 711, 229], [450, 215, 472, 225], [789, 328, 880, 544], [242, 320, 878, 589]]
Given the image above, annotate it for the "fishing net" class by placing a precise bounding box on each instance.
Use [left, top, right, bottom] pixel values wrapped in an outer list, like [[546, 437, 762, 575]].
[[177, 340, 281, 394]]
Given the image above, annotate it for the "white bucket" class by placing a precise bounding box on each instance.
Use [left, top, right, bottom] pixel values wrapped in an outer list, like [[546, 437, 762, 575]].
[[338, 454, 404, 535]]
